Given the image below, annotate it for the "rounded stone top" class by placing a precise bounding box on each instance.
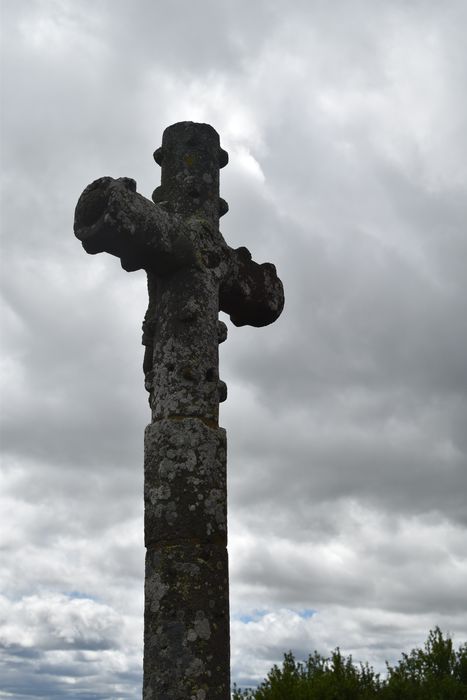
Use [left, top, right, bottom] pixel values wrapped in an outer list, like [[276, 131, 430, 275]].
[[153, 121, 228, 170], [152, 121, 229, 221]]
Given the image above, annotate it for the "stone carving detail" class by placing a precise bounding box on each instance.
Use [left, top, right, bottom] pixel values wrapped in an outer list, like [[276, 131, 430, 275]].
[[74, 122, 284, 699]]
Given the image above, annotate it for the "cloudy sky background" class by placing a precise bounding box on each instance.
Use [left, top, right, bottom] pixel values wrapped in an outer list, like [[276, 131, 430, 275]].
[[1, 0, 467, 697]]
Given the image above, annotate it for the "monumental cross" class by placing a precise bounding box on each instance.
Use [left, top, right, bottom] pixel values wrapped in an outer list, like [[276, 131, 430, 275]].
[[74, 122, 284, 699]]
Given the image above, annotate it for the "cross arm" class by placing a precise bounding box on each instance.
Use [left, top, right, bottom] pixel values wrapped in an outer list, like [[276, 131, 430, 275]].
[[220, 246, 284, 327], [74, 176, 196, 274]]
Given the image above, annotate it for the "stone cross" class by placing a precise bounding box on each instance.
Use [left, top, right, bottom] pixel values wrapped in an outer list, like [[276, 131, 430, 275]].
[[74, 122, 284, 699]]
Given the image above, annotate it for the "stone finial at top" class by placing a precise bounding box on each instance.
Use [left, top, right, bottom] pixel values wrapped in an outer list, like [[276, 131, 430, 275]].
[[151, 121, 229, 222]]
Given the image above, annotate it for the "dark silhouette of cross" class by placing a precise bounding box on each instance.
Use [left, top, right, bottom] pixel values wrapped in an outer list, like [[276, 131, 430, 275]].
[[74, 122, 284, 699]]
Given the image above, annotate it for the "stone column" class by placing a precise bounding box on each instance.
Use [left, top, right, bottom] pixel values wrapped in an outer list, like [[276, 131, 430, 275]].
[[143, 123, 230, 699]]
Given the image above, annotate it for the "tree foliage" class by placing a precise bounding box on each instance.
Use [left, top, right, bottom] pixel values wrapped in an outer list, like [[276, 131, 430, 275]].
[[232, 628, 467, 700]]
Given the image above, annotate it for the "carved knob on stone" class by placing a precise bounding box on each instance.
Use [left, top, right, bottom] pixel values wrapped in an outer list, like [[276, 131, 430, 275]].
[[219, 198, 229, 217], [218, 380, 227, 403], [217, 321, 228, 344], [153, 147, 163, 165], [219, 148, 229, 168]]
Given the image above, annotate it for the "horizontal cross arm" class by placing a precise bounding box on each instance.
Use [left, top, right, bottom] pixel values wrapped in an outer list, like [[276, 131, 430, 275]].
[[74, 177, 196, 273], [220, 246, 284, 327]]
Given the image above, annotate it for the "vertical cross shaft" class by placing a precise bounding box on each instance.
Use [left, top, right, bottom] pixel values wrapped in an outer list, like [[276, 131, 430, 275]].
[[73, 122, 284, 699], [143, 124, 230, 698]]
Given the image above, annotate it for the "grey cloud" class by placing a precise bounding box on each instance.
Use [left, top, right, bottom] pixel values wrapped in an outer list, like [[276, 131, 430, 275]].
[[229, 507, 467, 620], [1, 0, 467, 695], [226, 388, 466, 527], [0, 594, 141, 698]]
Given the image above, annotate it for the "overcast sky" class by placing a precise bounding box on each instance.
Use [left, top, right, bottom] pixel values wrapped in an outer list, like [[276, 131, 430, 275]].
[[1, 0, 467, 697]]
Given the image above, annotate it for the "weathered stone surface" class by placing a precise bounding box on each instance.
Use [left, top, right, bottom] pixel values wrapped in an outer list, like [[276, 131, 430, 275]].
[[74, 121, 284, 699], [74, 176, 196, 274], [145, 419, 227, 547], [220, 247, 285, 327], [152, 121, 228, 224], [144, 543, 230, 699], [143, 262, 226, 425]]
